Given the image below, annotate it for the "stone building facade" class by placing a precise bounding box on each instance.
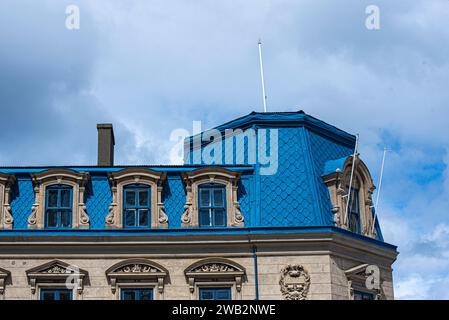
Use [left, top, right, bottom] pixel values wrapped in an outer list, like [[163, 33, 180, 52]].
[[0, 111, 397, 300]]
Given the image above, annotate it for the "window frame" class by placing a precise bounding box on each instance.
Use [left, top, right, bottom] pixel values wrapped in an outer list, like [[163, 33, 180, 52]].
[[353, 290, 374, 300], [120, 287, 154, 300], [198, 184, 227, 227], [45, 184, 73, 229], [122, 184, 151, 229], [40, 288, 73, 301], [198, 287, 232, 300]]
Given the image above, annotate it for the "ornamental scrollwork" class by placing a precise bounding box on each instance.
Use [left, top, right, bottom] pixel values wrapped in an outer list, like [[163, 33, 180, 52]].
[[115, 264, 161, 274], [279, 264, 311, 300], [192, 263, 237, 273]]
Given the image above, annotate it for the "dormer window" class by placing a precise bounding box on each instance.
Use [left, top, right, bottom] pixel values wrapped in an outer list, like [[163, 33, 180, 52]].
[[28, 169, 90, 229], [181, 167, 244, 228], [45, 185, 73, 229], [198, 184, 226, 227], [123, 184, 151, 228], [322, 155, 377, 238], [106, 168, 167, 229]]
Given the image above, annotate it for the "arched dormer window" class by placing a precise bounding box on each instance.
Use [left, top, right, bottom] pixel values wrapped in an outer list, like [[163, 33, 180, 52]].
[[106, 168, 167, 228], [28, 169, 89, 229], [0, 172, 16, 229], [181, 167, 244, 228], [322, 155, 376, 238]]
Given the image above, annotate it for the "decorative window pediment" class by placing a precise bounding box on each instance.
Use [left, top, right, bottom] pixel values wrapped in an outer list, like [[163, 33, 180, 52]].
[[322, 155, 377, 238], [26, 260, 88, 296], [185, 258, 246, 299], [105, 259, 169, 297], [0, 267, 10, 297], [106, 168, 167, 228], [0, 172, 16, 229], [28, 169, 90, 229], [345, 264, 382, 300], [181, 167, 244, 227]]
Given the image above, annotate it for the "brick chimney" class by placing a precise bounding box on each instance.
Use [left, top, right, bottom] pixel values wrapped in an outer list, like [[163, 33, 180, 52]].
[[97, 124, 115, 166]]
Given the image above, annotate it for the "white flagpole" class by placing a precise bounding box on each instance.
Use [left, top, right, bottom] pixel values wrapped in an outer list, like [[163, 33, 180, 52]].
[[372, 147, 387, 235], [258, 39, 268, 112], [344, 134, 359, 226]]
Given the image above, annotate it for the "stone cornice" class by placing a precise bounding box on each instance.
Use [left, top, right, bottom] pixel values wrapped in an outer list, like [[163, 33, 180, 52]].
[[0, 229, 398, 266]]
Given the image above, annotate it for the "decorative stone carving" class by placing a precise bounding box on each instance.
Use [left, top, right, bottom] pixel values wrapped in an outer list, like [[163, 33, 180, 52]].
[[322, 155, 377, 238], [106, 168, 167, 228], [0, 173, 16, 229], [157, 186, 169, 224], [181, 167, 244, 227], [115, 264, 161, 274], [192, 263, 237, 273], [279, 264, 311, 300], [27, 169, 90, 229], [105, 259, 168, 294]]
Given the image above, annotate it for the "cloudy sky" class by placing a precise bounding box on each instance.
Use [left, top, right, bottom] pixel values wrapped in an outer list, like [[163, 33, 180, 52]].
[[1, 0, 448, 299]]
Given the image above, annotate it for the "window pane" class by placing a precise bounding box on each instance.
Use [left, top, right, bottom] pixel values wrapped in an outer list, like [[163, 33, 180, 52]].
[[138, 209, 149, 227], [213, 189, 224, 207], [124, 209, 136, 227], [200, 189, 210, 207], [122, 290, 136, 300], [125, 190, 136, 207], [213, 209, 226, 227], [58, 290, 72, 300], [47, 190, 58, 208], [61, 210, 71, 227], [350, 189, 359, 213], [139, 190, 149, 207], [60, 189, 71, 208], [349, 214, 359, 233], [215, 289, 231, 300], [46, 210, 58, 227], [41, 291, 55, 300], [199, 209, 211, 227], [139, 289, 153, 300], [200, 290, 214, 300]]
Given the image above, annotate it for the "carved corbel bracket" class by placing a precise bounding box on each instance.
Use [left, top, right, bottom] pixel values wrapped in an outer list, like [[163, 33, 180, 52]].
[[0, 173, 16, 229]]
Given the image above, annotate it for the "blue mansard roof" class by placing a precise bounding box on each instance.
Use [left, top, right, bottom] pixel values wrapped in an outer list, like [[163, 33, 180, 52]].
[[0, 111, 385, 243]]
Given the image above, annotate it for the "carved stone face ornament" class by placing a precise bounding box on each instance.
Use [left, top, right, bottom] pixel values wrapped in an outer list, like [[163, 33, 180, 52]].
[[279, 264, 311, 300]]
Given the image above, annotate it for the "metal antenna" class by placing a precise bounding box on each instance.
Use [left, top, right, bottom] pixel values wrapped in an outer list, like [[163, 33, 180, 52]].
[[258, 39, 268, 112], [371, 147, 388, 235]]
